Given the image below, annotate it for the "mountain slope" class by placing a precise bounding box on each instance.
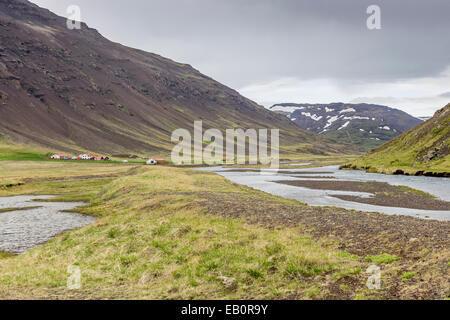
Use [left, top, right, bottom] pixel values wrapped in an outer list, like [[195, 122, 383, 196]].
[[270, 103, 422, 150], [343, 104, 450, 176], [0, 0, 356, 157]]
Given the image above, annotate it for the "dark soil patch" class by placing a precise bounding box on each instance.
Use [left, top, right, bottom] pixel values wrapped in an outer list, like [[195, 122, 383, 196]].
[[275, 180, 450, 210]]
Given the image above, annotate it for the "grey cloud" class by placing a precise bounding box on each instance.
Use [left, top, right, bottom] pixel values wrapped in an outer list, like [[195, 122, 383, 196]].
[[31, 0, 450, 89]]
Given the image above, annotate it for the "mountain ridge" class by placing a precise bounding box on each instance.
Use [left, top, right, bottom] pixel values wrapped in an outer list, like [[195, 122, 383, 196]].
[[270, 102, 422, 150]]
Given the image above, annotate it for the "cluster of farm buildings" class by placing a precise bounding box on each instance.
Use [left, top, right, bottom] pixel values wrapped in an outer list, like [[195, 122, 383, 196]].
[[50, 154, 168, 165], [50, 153, 110, 161]]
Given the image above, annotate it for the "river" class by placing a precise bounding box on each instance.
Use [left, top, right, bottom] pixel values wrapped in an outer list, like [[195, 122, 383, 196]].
[[199, 165, 450, 221], [0, 195, 94, 254]]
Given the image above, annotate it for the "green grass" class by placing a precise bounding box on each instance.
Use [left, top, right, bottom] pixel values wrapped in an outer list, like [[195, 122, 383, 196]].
[[0, 146, 48, 161], [400, 272, 416, 281], [365, 254, 399, 264], [336, 251, 360, 260], [0, 160, 137, 186]]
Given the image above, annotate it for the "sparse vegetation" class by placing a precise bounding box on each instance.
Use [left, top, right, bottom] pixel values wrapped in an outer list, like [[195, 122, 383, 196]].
[[0, 206, 41, 213], [365, 254, 399, 264]]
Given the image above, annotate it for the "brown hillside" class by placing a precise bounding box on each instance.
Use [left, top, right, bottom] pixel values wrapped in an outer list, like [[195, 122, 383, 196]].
[[0, 0, 357, 156]]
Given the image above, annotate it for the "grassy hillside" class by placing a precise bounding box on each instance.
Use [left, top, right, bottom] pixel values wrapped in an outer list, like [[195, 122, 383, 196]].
[[343, 104, 450, 176]]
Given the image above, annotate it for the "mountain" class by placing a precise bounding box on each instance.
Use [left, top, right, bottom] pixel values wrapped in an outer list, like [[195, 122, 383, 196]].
[[343, 104, 450, 176], [270, 103, 422, 150], [0, 0, 356, 157]]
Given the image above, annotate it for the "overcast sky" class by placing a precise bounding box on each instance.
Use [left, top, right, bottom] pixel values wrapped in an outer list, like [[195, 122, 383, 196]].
[[31, 0, 450, 116]]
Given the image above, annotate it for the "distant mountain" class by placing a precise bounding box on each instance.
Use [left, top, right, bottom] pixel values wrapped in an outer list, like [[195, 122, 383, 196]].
[[344, 103, 450, 176], [417, 116, 432, 122], [0, 0, 357, 157], [270, 103, 422, 150]]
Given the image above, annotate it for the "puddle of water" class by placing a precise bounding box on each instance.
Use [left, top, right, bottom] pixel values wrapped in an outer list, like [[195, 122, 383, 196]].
[[199, 166, 450, 221], [0, 195, 95, 254]]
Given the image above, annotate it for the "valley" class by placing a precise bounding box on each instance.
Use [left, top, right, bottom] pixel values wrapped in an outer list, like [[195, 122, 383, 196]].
[[0, 0, 448, 303]]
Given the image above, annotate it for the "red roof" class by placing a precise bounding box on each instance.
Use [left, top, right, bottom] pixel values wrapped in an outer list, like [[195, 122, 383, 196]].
[[153, 158, 166, 161]]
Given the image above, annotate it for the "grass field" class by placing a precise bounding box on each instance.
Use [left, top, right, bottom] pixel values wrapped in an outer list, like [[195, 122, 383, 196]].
[[0, 160, 448, 299], [0, 143, 48, 161], [0, 160, 139, 186], [0, 162, 365, 299]]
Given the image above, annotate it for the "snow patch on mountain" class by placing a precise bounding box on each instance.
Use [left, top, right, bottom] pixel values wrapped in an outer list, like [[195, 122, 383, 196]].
[[324, 115, 339, 129], [338, 121, 350, 130], [339, 108, 356, 113], [269, 103, 423, 149], [301, 112, 323, 121], [271, 105, 305, 113], [343, 116, 370, 120]]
